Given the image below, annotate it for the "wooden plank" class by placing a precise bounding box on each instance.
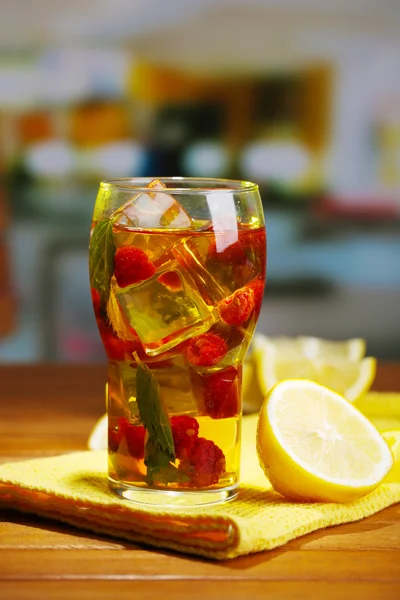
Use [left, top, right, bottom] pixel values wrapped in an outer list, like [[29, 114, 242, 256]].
[[0, 366, 104, 455], [0, 413, 98, 432], [0, 436, 92, 455], [0, 581, 399, 600], [0, 513, 132, 550], [0, 364, 106, 402], [286, 504, 400, 551], [0, 548, 399, 582], [288, 521, 400, 551], [373, 363, 400, 392]]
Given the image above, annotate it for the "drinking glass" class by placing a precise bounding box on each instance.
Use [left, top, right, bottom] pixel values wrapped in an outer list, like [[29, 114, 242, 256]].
[[89, 177, 266, 507]]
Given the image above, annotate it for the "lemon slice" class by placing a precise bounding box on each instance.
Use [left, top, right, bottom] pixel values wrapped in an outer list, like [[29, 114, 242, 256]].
[[242, 359, 264, 414], [88, 413, 108, 451], [88, 384, 109, 451], [382, 430, 400, 483], [253, 334, 366, 361], [256, 379, 393, 503], [297, 336, 366, 361], [354, 392, 400, 432], [242, 360, 253, 396], [253, 337, 375, 402]]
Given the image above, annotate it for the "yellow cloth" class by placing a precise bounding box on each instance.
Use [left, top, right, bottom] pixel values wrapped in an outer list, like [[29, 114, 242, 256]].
[[0, 393, 399, 560]]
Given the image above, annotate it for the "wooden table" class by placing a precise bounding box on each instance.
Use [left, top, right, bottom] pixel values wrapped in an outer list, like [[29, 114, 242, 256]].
[[0, 364, 399, 600]]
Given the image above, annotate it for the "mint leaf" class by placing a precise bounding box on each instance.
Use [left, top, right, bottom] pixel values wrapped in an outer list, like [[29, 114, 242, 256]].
[[89, 219, 116, 310], [136, 361, 188, 485], [136, 362, 175, 455], [145, 437, 189, 485], [119, 352, 189, 485]]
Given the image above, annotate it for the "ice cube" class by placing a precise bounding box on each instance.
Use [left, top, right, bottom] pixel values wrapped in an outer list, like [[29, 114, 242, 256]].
[[172, 238, 226, 306], [114, 230, 176, 263], [154, 365, 198, 415], [114, 180, 192, 230], [117, 266, 214, 356]]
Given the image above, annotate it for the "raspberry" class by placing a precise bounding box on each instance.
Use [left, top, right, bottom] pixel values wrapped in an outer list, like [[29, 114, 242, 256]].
[[179, 438, 226, 487], [91, 287, 102, 317], [99, 322, 142, 361], [108, 417, 128, 453], [187, 333, 228, 367], [247, 277, 265, 316], [125, 424, 146, 459], [201, 367, 239, 419], [218, 287, 255, 326], [171, 415, 199, 458], [157, 271, 182, 292], [114, 246, 155, 288]]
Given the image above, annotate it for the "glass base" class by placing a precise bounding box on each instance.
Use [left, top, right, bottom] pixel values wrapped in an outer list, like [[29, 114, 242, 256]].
[[109, 477, 239, 508]]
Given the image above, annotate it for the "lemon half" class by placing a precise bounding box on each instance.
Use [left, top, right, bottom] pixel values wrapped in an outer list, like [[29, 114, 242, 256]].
[[253, 335, 375, 402], [87, 383, 109, 451], [257, 379, 393, 503], [88, 413, 108, 451], [382, 430, 400, 483]]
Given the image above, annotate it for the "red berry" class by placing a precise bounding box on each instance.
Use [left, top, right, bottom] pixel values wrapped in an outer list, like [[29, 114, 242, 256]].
[[125, 424, 146, 459], [91, 287, 102, 317], [247, 277, 265, 316], [179, 438, 226, 487], [99, 322, 142, 361], [157, 271, 182, 292], [201, 367, 240, 419], [114, 246, 155, 288], [171, 415, 199, 458], [218, 287, 255, 326], [187, 333, 228, 367], [108, 417, 128, 453]]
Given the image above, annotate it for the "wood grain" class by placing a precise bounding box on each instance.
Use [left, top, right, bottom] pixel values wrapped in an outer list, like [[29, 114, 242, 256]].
[[1, 548, 400, 581], [0, 581, 399, 600], [0, 363, 399, 600]]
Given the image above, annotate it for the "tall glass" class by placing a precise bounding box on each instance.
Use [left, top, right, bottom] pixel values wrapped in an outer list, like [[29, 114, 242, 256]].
[[89, 178, 266, 507]]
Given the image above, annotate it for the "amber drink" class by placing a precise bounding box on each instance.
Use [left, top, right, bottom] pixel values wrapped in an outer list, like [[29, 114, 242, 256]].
[[89, 178, 266, 506]]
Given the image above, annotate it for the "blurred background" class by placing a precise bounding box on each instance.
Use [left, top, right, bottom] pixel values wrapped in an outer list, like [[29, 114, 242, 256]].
[[0, 0, 399, 363]]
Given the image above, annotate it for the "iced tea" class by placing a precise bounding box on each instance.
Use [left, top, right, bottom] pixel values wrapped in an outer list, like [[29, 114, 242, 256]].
[[89, 178, 266, 504]]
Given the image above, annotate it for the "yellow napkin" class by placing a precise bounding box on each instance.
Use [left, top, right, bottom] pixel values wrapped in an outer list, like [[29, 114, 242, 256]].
[[0, 393, 399, 560]]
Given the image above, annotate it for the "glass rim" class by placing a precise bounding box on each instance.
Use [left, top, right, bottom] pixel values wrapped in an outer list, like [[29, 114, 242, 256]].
[[99, 177, 259, 194]]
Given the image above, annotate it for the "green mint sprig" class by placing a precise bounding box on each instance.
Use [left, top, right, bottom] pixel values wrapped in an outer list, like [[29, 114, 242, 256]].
[[135, 359, 188, 486], [89, 219, 116, 311]]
